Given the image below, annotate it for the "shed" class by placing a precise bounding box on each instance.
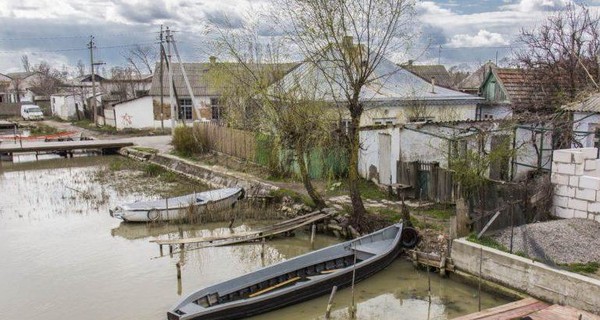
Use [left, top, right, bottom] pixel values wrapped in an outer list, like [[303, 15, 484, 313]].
[[107, 96, 159, 130]]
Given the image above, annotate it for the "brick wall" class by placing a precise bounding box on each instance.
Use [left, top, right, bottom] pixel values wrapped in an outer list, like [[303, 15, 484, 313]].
[[551, 148, 600, 222]]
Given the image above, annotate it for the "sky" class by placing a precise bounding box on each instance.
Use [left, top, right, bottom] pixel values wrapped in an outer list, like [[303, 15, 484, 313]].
[[0, 0, 597, 75]]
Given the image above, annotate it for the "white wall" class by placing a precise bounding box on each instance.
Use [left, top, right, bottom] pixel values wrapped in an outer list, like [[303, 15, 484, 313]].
[[513, 126, 553, 180], [113, 96, 155, 130], [572, 112, 600, 148], [359, 127, 401, 185], [362, 103, 478, 126], [479, 104, 512, 120]]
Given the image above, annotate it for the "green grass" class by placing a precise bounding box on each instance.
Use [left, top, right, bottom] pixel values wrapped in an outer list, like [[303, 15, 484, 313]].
[[30, 124, 58, 135], [467, 233, 508, 251], [269, 188, 315, 207], [419, 205, 455, 220], [325, 179, 390, 200], [132, 146, 158, 154], [561, 262, 600, 274]]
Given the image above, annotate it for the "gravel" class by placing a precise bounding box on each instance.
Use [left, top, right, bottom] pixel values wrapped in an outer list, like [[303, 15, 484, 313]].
[[491, 218, 600, 265]]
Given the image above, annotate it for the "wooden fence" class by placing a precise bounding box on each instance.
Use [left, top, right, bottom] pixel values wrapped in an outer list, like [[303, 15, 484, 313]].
[[397, 160, 456, 203], [194, 122, 257, 161]]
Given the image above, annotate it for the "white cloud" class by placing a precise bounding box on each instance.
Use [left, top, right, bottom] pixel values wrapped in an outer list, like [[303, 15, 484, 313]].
[[503, 0, 571, 12], [446, 30, 509, 48]]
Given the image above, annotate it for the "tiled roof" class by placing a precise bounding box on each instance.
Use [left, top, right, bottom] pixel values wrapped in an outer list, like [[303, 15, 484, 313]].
[[493, 68, 545, 108], [402, 64, 453, 88]]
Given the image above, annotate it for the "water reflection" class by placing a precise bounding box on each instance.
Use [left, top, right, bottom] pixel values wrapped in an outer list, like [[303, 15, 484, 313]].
[[0, 157, 511, 320]]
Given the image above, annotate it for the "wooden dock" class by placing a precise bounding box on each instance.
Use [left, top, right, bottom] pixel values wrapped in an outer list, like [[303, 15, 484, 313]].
[[151, 210, 333, 251], [453, 298, 600, 320], [0, 140, 133, 154]]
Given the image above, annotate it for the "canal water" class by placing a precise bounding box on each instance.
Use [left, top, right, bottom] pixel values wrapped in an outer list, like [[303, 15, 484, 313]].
[[0, 156, 511, 320]]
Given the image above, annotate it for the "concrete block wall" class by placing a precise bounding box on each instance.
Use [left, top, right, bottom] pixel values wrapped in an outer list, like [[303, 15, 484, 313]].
[[551, 148, 600, 222]]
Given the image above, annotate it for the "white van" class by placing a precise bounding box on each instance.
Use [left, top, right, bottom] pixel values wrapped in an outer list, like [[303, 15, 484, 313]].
[[21, 104, 44, 120]]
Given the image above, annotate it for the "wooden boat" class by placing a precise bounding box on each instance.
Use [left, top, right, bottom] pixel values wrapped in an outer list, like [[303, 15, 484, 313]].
[[167, 222, 419, 320], [110, 187, 245, 222]]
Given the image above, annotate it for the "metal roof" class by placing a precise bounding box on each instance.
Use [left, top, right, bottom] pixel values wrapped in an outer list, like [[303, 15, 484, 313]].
[[274, 54, 480, 104], [562, 92, 600, 113]]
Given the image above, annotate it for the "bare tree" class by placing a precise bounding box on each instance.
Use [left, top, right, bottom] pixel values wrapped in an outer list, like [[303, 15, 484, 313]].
[[30, 61, 65, 97], [515, 2, 600, 108], [210, 25, 332, 209], [276, 0, 417, 226], [21, 55, 30, 72], [123, 45, 157, 75], [76, 60, 86, 77]]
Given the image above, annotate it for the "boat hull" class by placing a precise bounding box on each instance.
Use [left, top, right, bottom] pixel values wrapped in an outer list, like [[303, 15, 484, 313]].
[[168, 223, 413, 320], [110, 188, 244, 222]]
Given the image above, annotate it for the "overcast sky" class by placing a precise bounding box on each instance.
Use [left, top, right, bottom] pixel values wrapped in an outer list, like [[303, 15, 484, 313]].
[[0, 0, 597, 75]]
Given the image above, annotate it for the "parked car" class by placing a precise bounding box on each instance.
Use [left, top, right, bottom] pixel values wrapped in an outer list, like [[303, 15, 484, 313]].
[[21, 104, 44, 120]]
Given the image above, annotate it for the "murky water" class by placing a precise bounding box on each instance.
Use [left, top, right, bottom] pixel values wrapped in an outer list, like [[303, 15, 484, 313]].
[[0, 157, 510, 320]]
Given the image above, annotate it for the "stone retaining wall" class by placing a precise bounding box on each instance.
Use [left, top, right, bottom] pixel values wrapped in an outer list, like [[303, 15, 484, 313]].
[[551, 148, 600, 222], [452, 238, 600, 314], [121, 148, 278, 197]]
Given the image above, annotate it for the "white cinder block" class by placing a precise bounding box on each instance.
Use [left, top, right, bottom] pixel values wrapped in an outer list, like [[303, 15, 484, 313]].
[[575, 164, 585, 176], [552, 149, 574, 163], [569, 176, 580, 187], [553, 196, 570, 207], [555, 185, 576, 197], [569, 198, 589, 211], [576, 188, 597, 201], [551, 173, 569, 185], [574, 210, 589, 219], [554, 206, 574, 219], [578, 147, 598, 160], [554, 163, 576, 175], [579, 176, 600, 190], [588, 202, 600, 213], [585, 159, 597, 171]]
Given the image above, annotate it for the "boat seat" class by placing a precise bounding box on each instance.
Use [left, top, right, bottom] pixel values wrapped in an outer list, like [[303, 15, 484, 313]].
[[207, 293, 219, 306]]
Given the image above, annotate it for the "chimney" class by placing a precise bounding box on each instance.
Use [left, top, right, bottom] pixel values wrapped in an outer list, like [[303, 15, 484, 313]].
[[209, 56, 217, 64], [431, 77, 436, 94]]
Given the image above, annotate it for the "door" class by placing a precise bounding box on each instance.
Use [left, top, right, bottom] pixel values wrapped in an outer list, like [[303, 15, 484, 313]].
[[378, 133, 392, 185]]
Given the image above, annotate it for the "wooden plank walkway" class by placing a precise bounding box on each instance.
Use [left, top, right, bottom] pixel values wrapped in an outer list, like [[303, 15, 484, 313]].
[[151, 211, 333, 248], [453, 298, 549, 320], [453, 298, 600, 320], [0, 140, 133, 153]]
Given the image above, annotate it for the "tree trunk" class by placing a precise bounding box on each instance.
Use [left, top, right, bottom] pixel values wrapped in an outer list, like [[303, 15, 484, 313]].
[[348, 115, 367, 228], [296, 144, 326, 209]]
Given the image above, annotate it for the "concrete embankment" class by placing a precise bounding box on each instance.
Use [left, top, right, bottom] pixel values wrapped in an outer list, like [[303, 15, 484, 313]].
[[120, 148, 278, 197], [452, 238, 600, 315]]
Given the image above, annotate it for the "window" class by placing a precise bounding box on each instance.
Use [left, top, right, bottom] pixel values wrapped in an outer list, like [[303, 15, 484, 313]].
[[178, 99, 193, 120], [340, 119, 351, 134], [210, 97, 221, 120], [374, 117, 396, 126], [135, 90, 149, 97]]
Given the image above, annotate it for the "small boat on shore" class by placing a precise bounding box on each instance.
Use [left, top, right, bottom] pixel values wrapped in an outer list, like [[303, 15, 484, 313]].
[[110, 187, 245, 222], [167, 222, 418, 320]]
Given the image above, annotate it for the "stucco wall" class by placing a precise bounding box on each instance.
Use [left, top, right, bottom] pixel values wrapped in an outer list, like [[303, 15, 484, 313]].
[[452, 238, 600, 314], [479, 104, 512, 120], [114, 96, 154, 130], [361, 103, 477, 126], [513, 126, 553, 180], [573, 112, 600, 148]]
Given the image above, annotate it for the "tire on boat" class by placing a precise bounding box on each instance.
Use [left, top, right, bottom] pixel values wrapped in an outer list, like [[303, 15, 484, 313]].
[[400, 227, 419, 248], [147, 208, 161, 221]]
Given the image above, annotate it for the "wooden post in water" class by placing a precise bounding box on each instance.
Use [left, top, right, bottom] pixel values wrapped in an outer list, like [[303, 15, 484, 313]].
[[350, 243, 357, 319], [159, 244, 164, 256], [261, 237, 266, 267], [176, 262, 182, 296], [478, 245, 483, 311], [427, 264, 432, 320], [179, 226, 184, 251], [165, 198, 169, 222], [310, 224, 316, 249], [325, 285, 338, 319], [169, 245, 173, 258], [176, 262, 182, 279]]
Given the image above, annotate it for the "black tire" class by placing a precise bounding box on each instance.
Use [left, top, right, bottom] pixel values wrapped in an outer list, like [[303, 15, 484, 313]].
[[401, 227, 419, 249]]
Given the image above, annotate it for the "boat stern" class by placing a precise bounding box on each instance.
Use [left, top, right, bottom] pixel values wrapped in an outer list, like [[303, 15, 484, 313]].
[[109, 206, 127, 221]]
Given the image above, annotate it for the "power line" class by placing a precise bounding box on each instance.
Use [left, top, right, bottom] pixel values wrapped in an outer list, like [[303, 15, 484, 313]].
[[0, 31, 159, 42], [0, 41, 158, 54]]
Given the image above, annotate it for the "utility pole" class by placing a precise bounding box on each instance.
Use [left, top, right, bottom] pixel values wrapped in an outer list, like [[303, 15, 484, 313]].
[[166, 26, 176, 135], [159, 25, 165, 133], [88, 36, 97, 124]]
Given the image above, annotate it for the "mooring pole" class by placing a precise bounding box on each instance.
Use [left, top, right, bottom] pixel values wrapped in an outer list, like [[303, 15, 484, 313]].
[[159, 244, 164, 256], [350, 243, 357, 319], [176, 262, 182, 296], [325, 285, 338, 319], [165, 197, 169, 222], [310, 224, 316, 249], [478, 245, 483, 311]]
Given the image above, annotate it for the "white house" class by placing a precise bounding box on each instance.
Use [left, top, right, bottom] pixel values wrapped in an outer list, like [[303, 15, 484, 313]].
[[562, 93, 600, 149], [104, 96, 167, 130], [50, 92, 88, 120]]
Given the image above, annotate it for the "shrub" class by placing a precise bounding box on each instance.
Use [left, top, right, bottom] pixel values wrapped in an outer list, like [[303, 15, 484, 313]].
[[172, 126, 208, 157]]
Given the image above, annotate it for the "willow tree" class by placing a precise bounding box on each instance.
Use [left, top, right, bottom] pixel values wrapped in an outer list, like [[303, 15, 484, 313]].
[[207, 24, 333, 209], [276, 0, 417, 225]]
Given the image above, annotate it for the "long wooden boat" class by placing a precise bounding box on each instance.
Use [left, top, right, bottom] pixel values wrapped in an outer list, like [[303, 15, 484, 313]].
[[167, 222, 418, 320], [110, 187, 244, 222]]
